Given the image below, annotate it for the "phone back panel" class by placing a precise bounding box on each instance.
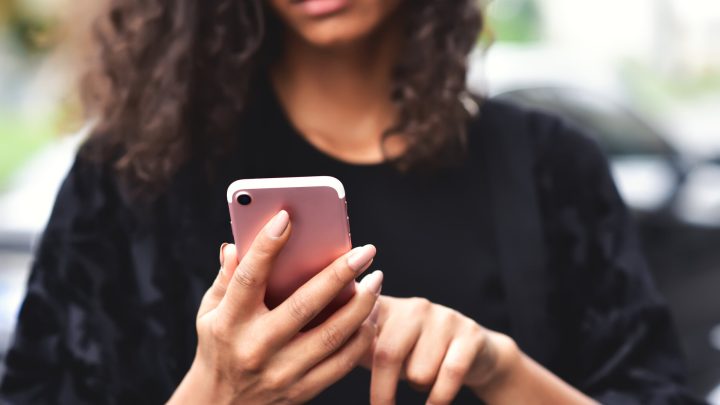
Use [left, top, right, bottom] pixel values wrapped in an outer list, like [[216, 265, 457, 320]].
[[227, 177, 353, 326]]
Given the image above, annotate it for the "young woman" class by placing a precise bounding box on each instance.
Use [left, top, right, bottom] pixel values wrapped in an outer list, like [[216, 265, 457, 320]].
[[0, 0, 701, 403]]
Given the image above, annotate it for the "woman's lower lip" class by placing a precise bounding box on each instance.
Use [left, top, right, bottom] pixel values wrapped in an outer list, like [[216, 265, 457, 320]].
[[293, 0, 349, 17]]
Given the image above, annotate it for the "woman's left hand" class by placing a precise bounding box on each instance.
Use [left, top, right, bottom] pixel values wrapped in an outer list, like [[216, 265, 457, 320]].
[[362, 295, 520, 405]]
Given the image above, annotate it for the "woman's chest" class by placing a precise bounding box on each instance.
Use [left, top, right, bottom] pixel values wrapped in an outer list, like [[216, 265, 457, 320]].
[[159, 161, 508, 332]]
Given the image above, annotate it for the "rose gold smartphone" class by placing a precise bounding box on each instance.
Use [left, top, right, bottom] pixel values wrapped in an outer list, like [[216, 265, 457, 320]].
[[227, 176, 354, 328]]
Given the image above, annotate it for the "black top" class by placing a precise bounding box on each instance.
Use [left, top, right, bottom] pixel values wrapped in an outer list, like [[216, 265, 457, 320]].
[[0, 84, 702, 404]]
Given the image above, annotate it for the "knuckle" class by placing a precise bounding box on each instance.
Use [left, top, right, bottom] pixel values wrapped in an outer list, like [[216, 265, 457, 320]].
[[373, 345, 402, 367], [253, 237, 280, 260], [288, 293, 317, 323], [320, 323, 345, 352], [208, 320, 233, 343], [502, 334, 519, 354], [236, 346, 267, 372], [446, 308, 463, 324], [442, 361, 468, 382], [232, 265, 259, 288], [473, 329, 487, 348], [433, 310, 457, 331], [466, 326, 488, 351], [262, 368, 293, 391], [406, 366, 436, 387], [340, 358, 357, 375], [409, 297, 431, 315], [329, 262, 347, 285]]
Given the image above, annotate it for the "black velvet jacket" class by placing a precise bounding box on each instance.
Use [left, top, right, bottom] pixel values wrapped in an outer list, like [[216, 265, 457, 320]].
[[0, 98, 703, 404]]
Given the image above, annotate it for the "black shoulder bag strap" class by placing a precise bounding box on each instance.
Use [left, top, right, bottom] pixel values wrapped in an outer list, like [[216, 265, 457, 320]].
[[468, 110, 553, 367]]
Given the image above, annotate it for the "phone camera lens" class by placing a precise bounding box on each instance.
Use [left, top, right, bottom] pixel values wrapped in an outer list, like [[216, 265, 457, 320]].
[[237, 193, 252, 206]]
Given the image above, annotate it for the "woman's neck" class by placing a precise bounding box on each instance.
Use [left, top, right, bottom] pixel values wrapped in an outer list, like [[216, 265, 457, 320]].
[[271, 20, 404, 164]]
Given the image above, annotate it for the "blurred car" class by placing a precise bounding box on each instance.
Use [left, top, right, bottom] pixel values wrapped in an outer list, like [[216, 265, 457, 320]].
[[495, 86, 687, 217], [493, 85, 720, 398]]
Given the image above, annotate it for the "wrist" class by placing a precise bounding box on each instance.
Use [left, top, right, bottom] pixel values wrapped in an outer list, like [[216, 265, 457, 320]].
[[467, 332, 523, 400], [168, 355, 233, 404]]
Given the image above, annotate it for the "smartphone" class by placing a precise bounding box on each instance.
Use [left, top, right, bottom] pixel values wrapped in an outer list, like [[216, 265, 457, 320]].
[[227, 176, 354, 328]]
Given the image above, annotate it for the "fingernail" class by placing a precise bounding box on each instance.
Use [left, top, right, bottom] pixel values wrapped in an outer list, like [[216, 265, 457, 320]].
[[347, 245, 376, 272], [266, 210, 290, 238], [219, 243, 228, 267], [359, 270, 383, 296]]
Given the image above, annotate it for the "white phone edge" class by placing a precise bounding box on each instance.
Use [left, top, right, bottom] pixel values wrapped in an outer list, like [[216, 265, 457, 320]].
[[226, 176, 346, 203]]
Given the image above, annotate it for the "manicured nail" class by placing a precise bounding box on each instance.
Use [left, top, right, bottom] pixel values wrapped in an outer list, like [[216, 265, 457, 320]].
[[219, 243, 228, 267], [266, 210, 290, 238], [360, 270, 383, 296], [347, 245, 376, 272]]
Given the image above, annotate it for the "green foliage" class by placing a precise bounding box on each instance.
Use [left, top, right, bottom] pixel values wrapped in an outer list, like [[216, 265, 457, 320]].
[[2, 0, 59, 54], [0, 112, 56, 190], [486, 0, 542, 43]]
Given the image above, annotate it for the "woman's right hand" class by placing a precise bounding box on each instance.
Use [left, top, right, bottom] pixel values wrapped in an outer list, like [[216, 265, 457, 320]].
[[168, 210, 383, 404]]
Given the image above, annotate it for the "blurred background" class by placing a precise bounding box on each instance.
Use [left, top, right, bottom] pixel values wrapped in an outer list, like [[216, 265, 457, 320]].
[[0, 0, 718, 401]]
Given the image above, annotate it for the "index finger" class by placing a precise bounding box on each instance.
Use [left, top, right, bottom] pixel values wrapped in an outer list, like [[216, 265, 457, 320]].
[[370, 316, 423, 405], [217, 210, 291, 324], [262, 244, 377, 346]]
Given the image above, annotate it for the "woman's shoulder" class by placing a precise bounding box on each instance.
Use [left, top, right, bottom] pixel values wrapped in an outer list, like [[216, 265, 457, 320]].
[[472, 97, 610, 190], [65, 141, 116, 192], [43, 138, 141, 234]]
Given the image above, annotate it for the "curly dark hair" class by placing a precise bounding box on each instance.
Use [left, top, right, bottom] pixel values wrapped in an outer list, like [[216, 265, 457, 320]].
[[81, 0, 483, 195]]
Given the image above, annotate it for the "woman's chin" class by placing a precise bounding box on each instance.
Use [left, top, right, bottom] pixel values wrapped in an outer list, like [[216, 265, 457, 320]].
[[292, 20, 378, 49], [270, 0, 404, 50]]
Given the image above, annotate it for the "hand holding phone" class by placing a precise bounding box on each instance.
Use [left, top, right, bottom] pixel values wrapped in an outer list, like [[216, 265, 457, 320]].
[[227, 176, 357, 327], [170, 211, 383, 404]]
